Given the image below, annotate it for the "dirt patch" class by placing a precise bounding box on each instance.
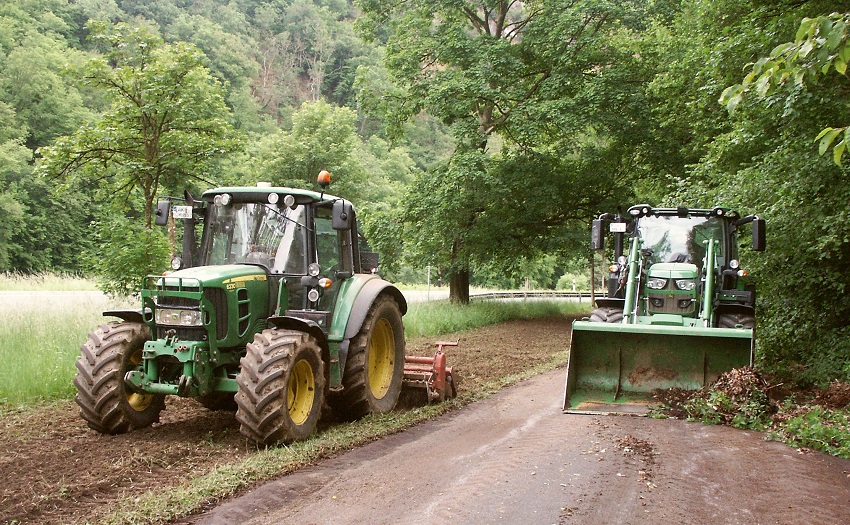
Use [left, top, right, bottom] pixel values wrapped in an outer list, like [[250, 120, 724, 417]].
[[0, 316, 572, 525], [814, 381, 850, 409]]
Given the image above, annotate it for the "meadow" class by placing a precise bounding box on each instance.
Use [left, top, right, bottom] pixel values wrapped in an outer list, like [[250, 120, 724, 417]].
[[0, 275, 585, 406]]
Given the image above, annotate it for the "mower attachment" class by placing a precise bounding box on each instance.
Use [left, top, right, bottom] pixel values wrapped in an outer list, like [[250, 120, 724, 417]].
[[403, 341, 458, 403]]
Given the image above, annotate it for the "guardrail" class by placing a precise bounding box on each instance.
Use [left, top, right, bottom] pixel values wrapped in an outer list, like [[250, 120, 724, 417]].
[[469, 291, 607, 301]]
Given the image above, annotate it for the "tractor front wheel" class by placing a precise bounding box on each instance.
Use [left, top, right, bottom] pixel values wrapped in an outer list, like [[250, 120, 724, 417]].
[[235, 329, 324, 446], [330, 295, 405, 420], [589, 306, 624, 323], [74, 321, 165, 434], [717, 313, 756, 329]]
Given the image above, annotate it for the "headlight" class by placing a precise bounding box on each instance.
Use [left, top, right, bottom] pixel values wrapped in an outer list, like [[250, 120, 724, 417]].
[[646, 278, 667, 290], [675, 279, 696, 291], [729, 259, 740, 269], [170, 257, 183, 270], [308, 263, 321, 277], [155, 308, 202, 327]]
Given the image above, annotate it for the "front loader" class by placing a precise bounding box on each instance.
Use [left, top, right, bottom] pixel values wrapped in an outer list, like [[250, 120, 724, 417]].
[[74, 174, 436, 446], [564, 205, 766, 413]]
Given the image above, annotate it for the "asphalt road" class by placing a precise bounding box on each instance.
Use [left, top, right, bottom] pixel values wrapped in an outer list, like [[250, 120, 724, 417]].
[[184, 369, 850, 525]]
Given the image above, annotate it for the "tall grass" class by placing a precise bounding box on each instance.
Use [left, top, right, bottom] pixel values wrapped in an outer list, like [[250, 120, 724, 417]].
[[0, 285, 587, 405], [0, 272, 97, 291], [0, 290, 134, 405], [403, 299, 587, 338]]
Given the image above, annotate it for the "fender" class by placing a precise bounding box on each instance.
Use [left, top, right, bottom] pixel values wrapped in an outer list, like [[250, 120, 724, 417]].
[[330, 275, 407, 374], [594, 298, 625, 310], [342, 278, 407, 340], [103, 309, 148, 324], [266, 315, 328, 346]]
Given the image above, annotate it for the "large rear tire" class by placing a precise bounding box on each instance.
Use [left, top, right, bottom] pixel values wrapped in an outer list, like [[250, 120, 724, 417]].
[[235, 329, 324, 445], [74, 321, 165, 434], [329, 295, 405, 421], [717, 313, 756, 329], [589, 306, 624, 323]]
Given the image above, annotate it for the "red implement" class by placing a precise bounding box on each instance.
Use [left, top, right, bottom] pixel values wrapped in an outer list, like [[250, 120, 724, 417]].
[[403, 341, 458, 403]]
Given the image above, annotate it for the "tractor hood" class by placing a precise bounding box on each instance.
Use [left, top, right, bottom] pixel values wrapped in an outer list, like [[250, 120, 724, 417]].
[[647, 263, 698, 280], [158, 264, 268, 289]]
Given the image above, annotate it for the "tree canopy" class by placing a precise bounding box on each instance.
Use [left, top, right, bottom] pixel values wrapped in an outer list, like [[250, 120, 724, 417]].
[[38, 20, 239, 228], [1, 0, 849, 383]]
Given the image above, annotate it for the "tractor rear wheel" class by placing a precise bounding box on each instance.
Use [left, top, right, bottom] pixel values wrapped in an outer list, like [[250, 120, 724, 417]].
[[330, 295, 405, 421], [717, 313, 756, 329], [74, 321, 165, 434], [235, 329, 324, 445], [590, 306, 624, 323]]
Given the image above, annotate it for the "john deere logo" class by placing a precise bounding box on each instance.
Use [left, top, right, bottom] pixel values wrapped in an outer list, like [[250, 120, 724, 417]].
[[223, 275, 267, 290]]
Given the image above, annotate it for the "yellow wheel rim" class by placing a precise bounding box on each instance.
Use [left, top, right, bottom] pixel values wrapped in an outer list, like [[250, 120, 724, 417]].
[[126, 348, 154, 412], [288, 359, 316, 426], [368, 319, 395, 400]]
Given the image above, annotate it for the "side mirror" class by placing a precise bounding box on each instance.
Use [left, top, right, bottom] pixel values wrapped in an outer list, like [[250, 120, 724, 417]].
[[333, 200, 354, 231], [154, 200, 171, 227], [591, 219, 605, 250], [752, 218, 766, 251]]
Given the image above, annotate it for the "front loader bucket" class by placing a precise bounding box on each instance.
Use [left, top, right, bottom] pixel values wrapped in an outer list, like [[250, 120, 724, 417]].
[[563, 321, 753, 414]]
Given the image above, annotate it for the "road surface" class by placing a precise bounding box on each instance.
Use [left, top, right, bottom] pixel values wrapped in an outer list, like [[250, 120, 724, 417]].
[[183, 369, 850, 525]]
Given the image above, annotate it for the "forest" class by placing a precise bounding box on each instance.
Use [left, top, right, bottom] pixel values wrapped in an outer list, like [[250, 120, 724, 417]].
[[1, 0, 849, 385]]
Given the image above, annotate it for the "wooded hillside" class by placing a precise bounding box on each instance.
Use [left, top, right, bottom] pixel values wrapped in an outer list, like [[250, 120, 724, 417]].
[[1, 0, 849, 384]]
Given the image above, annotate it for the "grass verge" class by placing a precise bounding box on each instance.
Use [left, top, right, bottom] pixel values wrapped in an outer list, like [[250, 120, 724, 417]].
[[404, 299, 586, 338]]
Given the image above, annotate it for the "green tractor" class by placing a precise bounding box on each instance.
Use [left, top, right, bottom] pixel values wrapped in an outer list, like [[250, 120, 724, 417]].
[[74, 175, 408, 445], [564, 205, 766, 413]]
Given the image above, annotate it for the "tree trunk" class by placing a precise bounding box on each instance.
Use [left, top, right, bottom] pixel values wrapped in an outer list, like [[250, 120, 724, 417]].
[[449, 268, 470, 305]]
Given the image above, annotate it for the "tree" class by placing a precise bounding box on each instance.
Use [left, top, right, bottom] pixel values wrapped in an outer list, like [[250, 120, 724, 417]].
[[36, 20, 239, 293], [356, 0, 644, 302], [38, 20, 239, 229], [721, 12, 850, 166], [254, 99, 419, 206], [654, 0, 850, 384]]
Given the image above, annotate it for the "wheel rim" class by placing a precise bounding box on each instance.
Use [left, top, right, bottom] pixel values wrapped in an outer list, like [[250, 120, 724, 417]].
[[288, 359, 316, 426], [368, 318, 395, 400], [126, 348, 154, 412]]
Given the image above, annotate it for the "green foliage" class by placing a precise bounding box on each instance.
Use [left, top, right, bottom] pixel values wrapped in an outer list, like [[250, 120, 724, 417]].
[[556, 271, 592, 292], [769, 406, 850, 459], [653, 372, 850, 459], [37, 20, 240, 228], [356, 0, 649, 300], [682, 389, 774, 431], [85, 216, 170, 297], [721, 12, 850, 165]]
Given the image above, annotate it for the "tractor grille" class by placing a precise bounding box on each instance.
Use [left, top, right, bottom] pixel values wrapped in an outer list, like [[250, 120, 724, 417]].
[[647, 294, 695, 315], [156, 286, 200, 308], [205, 287, 228, 340], [156, 326, 206, 341], [647, 282, 696, 316]]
